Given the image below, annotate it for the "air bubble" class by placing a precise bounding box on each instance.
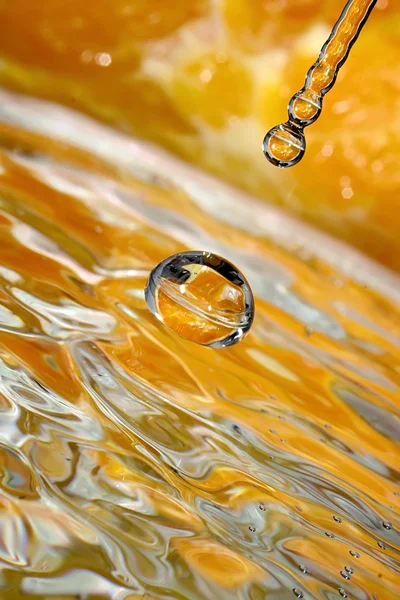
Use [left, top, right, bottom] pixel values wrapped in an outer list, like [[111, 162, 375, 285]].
[[338, 589, 348, 598], [262, 123, 306, 168], [333, 516, 342, 523], [249, 525, 256, 533], [340, 570, 351, 580], [383, 521, 392, 530], [349, 550, 360, 558], [259, 503, 266, 511], [344, 566, 354, 575], [292, 589, 304, 599], [299, 565, 308, 574], [145, 251, 254, 348], [378, 541, 386, 550], [325, 532, 334, 538]]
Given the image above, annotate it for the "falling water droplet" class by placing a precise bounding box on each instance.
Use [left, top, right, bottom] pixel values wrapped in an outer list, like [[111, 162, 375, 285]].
[[262, 123, 306, 168], [145, 251, 254, 348], [383, 521, 392, 530], [299, 564, 308, 574], [262, 0, 378, 167], [344, 566, 354, 575], [340, 570, 351, 580], [292, 589, 304, 599], [333, 516, 342, 523], [349, 550, 360, 558], [339, 588, 348, 598]]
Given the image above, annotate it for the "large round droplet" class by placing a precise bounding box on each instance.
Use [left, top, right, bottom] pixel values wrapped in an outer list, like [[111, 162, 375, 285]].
[[145, 251, 254, 348], [263, 123, 306, 168]]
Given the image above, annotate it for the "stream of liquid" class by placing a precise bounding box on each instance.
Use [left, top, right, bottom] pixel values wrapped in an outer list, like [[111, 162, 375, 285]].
[[263, 0, 378, 168], [0, 91, 399, 599]]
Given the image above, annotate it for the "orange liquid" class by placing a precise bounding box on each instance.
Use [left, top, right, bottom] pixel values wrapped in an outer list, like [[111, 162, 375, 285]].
[[0, 93, 399, 599]]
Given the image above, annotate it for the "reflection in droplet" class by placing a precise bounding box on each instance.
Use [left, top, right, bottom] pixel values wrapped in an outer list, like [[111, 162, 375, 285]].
[[262, 123, 306, 168], [344, 566, 354, 575], [145, 251, 254, 348]]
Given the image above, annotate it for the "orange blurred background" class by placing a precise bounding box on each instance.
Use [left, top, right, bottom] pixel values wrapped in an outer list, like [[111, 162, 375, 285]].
[[0, 0, 398, 268]]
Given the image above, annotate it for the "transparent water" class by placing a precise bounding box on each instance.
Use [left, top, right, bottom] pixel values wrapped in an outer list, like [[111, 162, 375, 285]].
[[0, 89, 399, 599]]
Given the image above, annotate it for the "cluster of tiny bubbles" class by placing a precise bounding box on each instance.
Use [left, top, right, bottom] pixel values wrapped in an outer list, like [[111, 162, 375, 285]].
[[263, 0, 378, 168], [144, 250, 255, 348]]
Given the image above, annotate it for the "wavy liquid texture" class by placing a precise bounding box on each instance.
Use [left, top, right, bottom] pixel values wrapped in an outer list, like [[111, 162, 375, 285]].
[[263, 0, 378, 167], [0, 91, 399, 599], [0, 1, 399, 270]]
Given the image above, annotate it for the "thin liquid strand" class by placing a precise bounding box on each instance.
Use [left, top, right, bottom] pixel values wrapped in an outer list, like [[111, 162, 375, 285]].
[[263, 0, 378, 168]]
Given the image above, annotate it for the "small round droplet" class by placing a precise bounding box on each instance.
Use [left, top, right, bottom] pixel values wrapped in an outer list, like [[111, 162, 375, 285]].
[[325, 532, 334, 538], [338, 589, 348, 598], [249, 525, 256, 533], [333, 516, 342, 523], [349, 550, 360, 558], [383, 521, 392, 530], [263, 122, 306, 168], [145, 251, 254, 348], [288, 89, 322, 126], [378, 541, 386, 550], [344, 566, 354, 575], [299, 564, 308, 574], [259, 503, 266, 511], [340, 570, 350, 580], [292, 589, 304, 599]]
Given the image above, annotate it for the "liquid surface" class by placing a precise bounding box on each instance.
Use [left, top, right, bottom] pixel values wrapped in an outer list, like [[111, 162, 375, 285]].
[[263, 0, 377, 167], [145, 251, 254, 348], [0, 95, 400, 599]]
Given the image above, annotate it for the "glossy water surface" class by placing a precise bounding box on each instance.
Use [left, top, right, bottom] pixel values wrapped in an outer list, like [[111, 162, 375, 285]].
[[0, 91, 399, 599]]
